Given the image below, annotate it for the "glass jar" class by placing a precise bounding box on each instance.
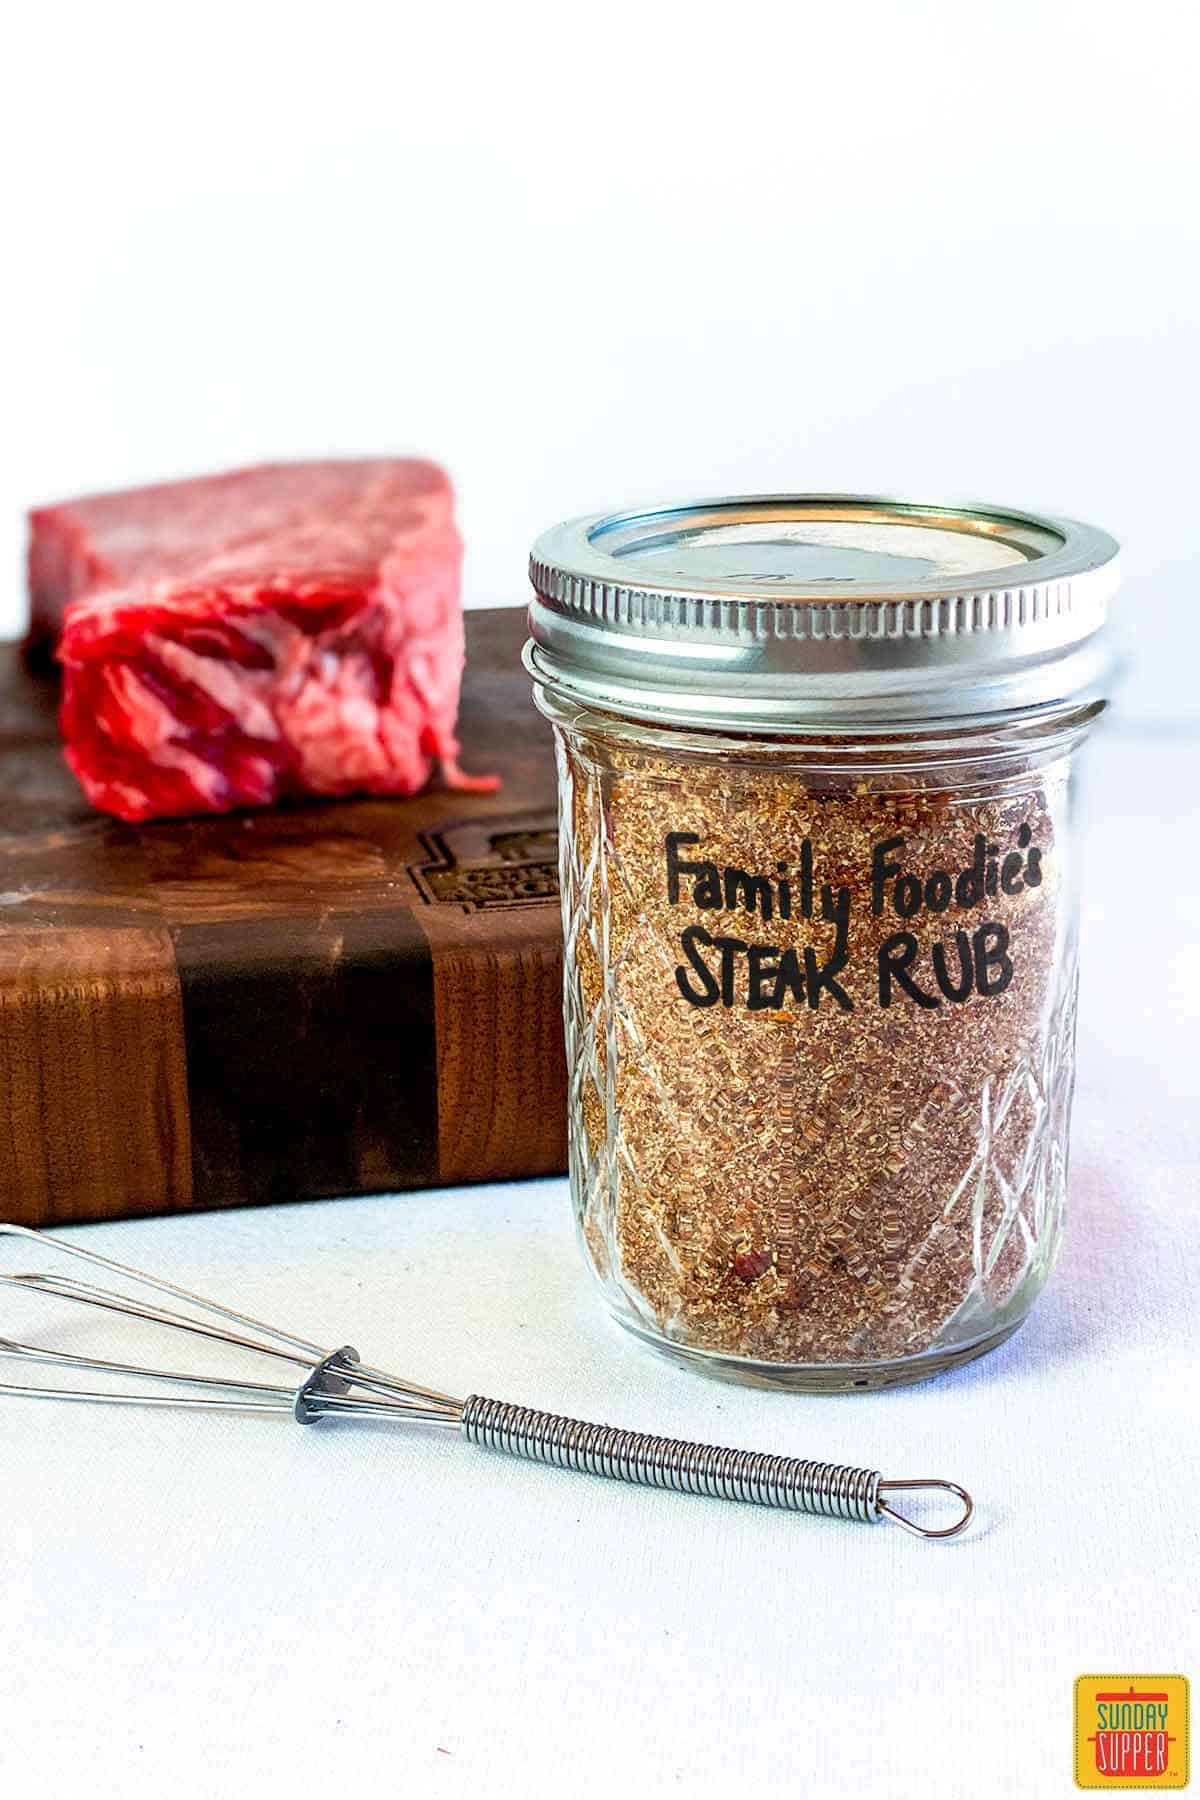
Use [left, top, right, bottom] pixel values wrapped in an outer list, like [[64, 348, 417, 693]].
[[526, 497, 1119, 1391]]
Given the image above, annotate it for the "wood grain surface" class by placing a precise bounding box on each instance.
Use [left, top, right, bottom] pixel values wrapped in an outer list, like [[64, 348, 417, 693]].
[[0, 608, 566, 1225]]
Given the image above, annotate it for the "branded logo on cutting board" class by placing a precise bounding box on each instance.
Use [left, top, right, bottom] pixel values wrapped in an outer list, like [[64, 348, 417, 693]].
[[408, 813, 558, 912], [1075, 1676, 1189, 1788]]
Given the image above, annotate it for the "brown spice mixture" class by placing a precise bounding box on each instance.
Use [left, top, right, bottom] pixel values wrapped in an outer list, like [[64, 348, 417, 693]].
[[561, 731, 1075, 1366]]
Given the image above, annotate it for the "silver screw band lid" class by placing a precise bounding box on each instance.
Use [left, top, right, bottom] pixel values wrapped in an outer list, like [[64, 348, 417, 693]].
[[527, 494, 1119, 730]]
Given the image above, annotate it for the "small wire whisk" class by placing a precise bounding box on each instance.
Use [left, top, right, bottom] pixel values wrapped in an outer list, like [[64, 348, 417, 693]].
[[0, 1223, 972, 1540]]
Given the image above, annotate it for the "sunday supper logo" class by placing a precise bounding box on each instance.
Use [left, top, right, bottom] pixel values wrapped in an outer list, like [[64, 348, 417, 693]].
[[1075, 1676, 1190, 1789]]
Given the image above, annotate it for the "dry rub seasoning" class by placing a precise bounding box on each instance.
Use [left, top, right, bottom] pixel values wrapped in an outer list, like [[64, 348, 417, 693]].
[[528, 498, 1118, 1389]]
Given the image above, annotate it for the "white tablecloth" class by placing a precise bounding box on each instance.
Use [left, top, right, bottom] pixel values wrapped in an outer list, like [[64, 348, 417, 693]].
[[3, 729, 1198, 1800]]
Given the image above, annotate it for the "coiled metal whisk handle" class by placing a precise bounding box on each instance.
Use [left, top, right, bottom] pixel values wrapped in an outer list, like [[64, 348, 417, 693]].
[[460, 1396, 972, 1539]]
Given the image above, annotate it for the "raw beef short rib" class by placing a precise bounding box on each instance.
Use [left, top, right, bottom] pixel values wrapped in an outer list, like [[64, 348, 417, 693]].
[[29, 459, 492, 821]]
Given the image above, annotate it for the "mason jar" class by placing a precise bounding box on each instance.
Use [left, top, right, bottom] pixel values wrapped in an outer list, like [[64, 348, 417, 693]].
[[526, 496, 1118, 1391]]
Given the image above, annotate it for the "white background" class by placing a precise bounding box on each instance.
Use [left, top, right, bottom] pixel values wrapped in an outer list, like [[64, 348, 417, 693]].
[[4, 0, 1199, 726], [2, 6, 1198, 1799]]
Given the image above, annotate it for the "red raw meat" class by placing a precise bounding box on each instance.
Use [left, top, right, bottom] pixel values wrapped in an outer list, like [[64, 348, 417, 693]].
[[28, 460, 495, 822]]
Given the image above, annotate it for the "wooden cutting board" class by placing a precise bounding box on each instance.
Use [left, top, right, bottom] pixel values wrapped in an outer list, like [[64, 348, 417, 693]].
[[0, 607, 567, 1226]]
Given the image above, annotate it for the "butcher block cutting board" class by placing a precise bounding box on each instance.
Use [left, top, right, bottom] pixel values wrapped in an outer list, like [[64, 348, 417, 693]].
[[0, 606, 567, 1226]]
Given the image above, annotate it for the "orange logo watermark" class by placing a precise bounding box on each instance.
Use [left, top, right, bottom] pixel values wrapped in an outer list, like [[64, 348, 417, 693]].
[[1075, 1676, 1190, 1789]]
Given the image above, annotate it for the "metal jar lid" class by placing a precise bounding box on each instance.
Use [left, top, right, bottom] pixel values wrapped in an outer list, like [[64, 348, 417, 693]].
[[526, 495, 1120, 731]]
